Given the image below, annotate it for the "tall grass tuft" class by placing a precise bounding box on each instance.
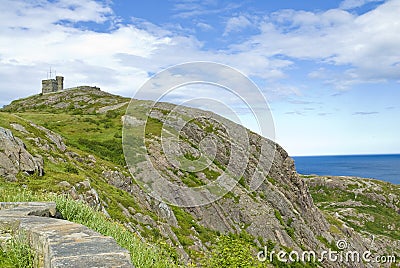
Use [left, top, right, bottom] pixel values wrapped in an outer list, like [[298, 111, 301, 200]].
[[0, 232, 34, 268], [0, 186, 52, 203]]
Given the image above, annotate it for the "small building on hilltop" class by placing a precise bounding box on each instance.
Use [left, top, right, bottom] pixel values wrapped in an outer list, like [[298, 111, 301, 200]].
[[42, 76, 100, 94], [42, 76, 64, 94]]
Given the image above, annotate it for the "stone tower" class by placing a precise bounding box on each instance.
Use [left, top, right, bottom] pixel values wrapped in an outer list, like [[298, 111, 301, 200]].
[[42, 76, 64, 94], [56, 76, 63, 91]]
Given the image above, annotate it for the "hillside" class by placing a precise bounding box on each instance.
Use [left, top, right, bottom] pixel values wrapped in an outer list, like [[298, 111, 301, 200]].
[[0, 88, 398, 267], [306, 176, 400, 254]]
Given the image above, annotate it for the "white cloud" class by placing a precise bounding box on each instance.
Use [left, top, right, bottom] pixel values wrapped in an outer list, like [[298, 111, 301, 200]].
[[339, 0, 384, 9], [0, 0, 112, 29], [196, 22, 213, 31], [229, 0, 400, 88], [0, 1, 288, 112], [0, 0, 175, 103], [172, 0, 241, 19], [0, 2, 276, 86], [223, 15, 252, 36]]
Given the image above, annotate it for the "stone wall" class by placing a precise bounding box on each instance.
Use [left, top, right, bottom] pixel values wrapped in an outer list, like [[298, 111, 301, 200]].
[[0, 202, 134, 268], [42, 79, 58, 94]]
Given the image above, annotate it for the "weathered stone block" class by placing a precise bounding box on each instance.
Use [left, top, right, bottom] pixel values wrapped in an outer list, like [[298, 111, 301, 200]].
[[0, 202, 134, 268]]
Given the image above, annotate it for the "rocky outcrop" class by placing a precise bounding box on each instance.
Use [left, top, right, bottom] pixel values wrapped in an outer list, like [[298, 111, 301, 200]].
[[103, 170, 132, 192], [58, 179, 106, 214], [10, 123, 29, 134], [124, 101, 385, 267], [30, 123, 66, 152], [121, 115, 145, 127], [130, 103, 332, 248], [0, 127, 44, 181], [0, 202, 133, 268]]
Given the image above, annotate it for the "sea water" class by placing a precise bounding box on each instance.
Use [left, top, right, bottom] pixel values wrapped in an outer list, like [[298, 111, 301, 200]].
[[292, 154, 400, 184]]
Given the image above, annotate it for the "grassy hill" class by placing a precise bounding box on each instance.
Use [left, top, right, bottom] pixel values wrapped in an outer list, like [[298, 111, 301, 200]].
[[1, 88, 398, 267]]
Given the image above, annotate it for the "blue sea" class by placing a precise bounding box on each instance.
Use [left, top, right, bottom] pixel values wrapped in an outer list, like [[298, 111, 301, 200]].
[[292, 154, 400, 184]]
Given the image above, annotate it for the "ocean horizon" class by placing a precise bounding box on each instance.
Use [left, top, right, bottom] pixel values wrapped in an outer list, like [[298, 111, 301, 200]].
[[292, 154, 400, 184]]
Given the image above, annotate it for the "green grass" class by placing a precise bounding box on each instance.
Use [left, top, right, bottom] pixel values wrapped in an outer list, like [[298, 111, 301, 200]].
[[267, 177, 276, 185], [181, 172, 206, 187], [274, 210, 284, 226], [238, 176, 247, 188], [145, 117, 163, 137], [203, 168, 220, 181], [1, 89, 129, 115], [183, 152, 199, 161], [64, 163, 79, 174], [75, 137, 126, 165], [202, 234, 257, 268], [0, 232, 34, 268], [0, 183, 52, 202], [170, 206, 219, 256], [0, 111, 183, 265]]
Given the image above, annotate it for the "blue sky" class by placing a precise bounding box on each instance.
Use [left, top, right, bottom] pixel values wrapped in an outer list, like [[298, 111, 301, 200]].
[[0, 0, 399, 156]]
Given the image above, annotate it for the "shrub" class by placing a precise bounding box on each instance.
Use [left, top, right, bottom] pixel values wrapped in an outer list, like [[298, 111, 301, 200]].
[[64, 163, 79, 174], [203, 235, 257, 268], [105, 110, 121, 119]]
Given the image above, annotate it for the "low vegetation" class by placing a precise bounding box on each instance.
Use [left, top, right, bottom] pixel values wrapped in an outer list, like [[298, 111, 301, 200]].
[[0, 232, 34, 268], [0, 185, 179, 268], [307, 178, 400, 241]]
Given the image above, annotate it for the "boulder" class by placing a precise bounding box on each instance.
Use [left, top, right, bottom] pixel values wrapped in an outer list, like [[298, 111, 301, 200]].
[[0, 127, 44, 181]]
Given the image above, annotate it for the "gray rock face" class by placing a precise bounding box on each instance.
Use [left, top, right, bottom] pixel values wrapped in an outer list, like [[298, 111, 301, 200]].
[[103, 170, 132, 191], [0, 127, 44, 181], [157, 202, 178, 226], [30, 123, 66, 152], [126, 102, 377, 267], [306, 175, 400, 260], [97, 101, 129, 113], [58, 181, 71, 188], [10, 123, 29, 134], [121, 115, 145, 127], [138, 106, 324, 224]]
